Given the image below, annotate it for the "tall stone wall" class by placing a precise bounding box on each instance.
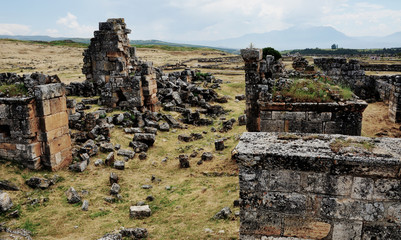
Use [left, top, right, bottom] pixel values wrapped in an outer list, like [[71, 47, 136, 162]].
[[233, 132, 401, 240], [81, 18, 158, 111], [0, 83, 71, 170]]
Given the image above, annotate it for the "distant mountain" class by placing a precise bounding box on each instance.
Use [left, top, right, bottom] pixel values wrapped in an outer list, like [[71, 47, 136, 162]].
[[2, 26, 401, 51], [0, 35, 237, 53], [188, 26, 401, 50]]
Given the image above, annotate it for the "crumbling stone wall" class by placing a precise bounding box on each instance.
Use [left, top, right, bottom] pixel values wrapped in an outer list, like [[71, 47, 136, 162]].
[[79, 18, 158, 111], [258, 101, 367, 135], [241, 49, 367, 134], [362, 63, 401, 72], [314, 58, 401, 123], [233, 132, 401, 240], [0, 83, 71, 170]]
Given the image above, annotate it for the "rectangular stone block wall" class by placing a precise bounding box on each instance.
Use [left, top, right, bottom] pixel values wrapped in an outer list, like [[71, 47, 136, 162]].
[[0, 97, 41, 169], [258, 101, 367, 136], [233, 132, 401, 240], [0, 83, 71, 170], [35, 84, 72, 170]]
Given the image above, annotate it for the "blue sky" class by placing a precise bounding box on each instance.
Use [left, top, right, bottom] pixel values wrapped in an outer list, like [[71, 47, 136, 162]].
[[1, 0, 401, 41]]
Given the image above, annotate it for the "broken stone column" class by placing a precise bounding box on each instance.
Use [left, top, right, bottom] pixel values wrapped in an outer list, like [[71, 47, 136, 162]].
[[241, 48, 262, 132], [35, 84, 72, 170]]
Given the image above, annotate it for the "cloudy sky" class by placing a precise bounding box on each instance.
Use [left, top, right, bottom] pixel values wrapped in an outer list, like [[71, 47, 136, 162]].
[[1, 0, 400, 41]]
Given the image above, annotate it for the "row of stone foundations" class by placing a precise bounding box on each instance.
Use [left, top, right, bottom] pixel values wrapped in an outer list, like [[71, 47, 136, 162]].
[[314, 57, 401, 123], [0, 83, 71, 170], [241, 48, 367, 135], [81, 18, 159, 111], [233, 132, 401, 240]]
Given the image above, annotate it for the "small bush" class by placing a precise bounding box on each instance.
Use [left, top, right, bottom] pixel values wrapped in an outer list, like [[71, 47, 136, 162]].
[[262, 47, 282, 61]]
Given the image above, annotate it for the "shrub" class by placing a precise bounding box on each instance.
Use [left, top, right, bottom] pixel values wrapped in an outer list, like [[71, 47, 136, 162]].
[[262, 47, 282, 61]]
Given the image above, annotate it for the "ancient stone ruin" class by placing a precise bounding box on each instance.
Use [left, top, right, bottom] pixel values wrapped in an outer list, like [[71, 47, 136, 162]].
[[0, 73, 72, 170], [233, 132, 401, 239], [241, 48, 367, 135], [314, 58, 401, 123], [80, 18, 159, 111]]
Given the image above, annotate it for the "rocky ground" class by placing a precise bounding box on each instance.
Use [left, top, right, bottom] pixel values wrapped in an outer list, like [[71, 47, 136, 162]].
[[0, 39, 400, 240]]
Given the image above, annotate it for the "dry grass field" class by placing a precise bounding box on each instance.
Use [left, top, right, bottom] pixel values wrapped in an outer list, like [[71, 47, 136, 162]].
[[0, 39, 400, 239]]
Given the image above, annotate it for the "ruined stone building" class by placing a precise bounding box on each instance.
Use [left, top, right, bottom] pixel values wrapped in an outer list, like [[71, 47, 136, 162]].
[[81, 18, 159, 111], [314, 58, 401, 123], [0, 73, 72, 170], [241, 48, 367, 135]]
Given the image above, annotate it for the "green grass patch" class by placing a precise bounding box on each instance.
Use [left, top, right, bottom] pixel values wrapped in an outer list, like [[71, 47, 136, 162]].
[[132, 44, 214, 52], [20, 219, 40, 234], [273, 78, 354, 102], [89, 210, 111, 219], [0, 83, 28, 97], [330, 138, 375, 153]]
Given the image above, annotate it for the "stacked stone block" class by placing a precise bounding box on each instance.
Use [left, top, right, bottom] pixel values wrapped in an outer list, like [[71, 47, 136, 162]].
[[258, 101, 367, 135], [35, 84, 72, 170], [82, 18, 158, 111], [0, 83, 71, 170], [233, 132, 401, 240], [241, 48, 263, 132]]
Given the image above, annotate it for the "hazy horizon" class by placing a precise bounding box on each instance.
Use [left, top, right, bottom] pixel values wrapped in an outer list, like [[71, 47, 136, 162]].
[[1, 0, 401, 42]]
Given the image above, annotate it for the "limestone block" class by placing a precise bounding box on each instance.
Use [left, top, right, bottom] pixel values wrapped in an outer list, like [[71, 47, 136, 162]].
[[34, 83, 65, 100], [129, 205, 151, 219], [283, 218, 331, 239], [332, 221, 362, 240]]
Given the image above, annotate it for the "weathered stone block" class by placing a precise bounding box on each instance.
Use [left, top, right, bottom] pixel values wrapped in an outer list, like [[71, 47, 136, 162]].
[[332, 221, 362, 240], [260, 120, 284, 132], [351, 177, 374, 200], [129, 205, 151, 219], [283, 218, 331, 239]]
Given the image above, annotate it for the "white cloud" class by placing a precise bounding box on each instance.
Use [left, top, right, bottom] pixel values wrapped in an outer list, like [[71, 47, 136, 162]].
[[0, 24, 31, 35], [56, 12, 95, 37], [323, 2, 401, 36], [46, 29, 59, 37]]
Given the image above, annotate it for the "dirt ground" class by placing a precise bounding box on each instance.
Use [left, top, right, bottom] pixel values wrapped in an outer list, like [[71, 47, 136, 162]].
[[362, 101, 401, 137]]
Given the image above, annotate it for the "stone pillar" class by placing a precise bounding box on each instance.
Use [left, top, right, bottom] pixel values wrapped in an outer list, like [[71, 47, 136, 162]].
[[389, 76, 401, 123], [35, 83, 72, 171], [241, 48, 262, 132]]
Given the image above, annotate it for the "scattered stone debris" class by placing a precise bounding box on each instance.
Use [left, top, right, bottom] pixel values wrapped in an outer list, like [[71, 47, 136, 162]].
[[179, 154, 190, 168], [0, 180, 19, 191], [110, 183, 120, 195], [120, 228, 148, 239], [129, 205, 151, 219], [97, 233, 122, 240], [81, 200, 89, 211], [214, 139, 225, 151], [65, 187, 81, 204], [213, 207, 232, 220], [114, 161, 125, 170], [201, 152, 214, 161], [0, 191, 13, 212], [25, 177, 54, 189]]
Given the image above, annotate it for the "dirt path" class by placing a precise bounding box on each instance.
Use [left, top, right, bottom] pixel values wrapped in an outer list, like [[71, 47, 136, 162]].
[[362, 102, 401, 138]]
